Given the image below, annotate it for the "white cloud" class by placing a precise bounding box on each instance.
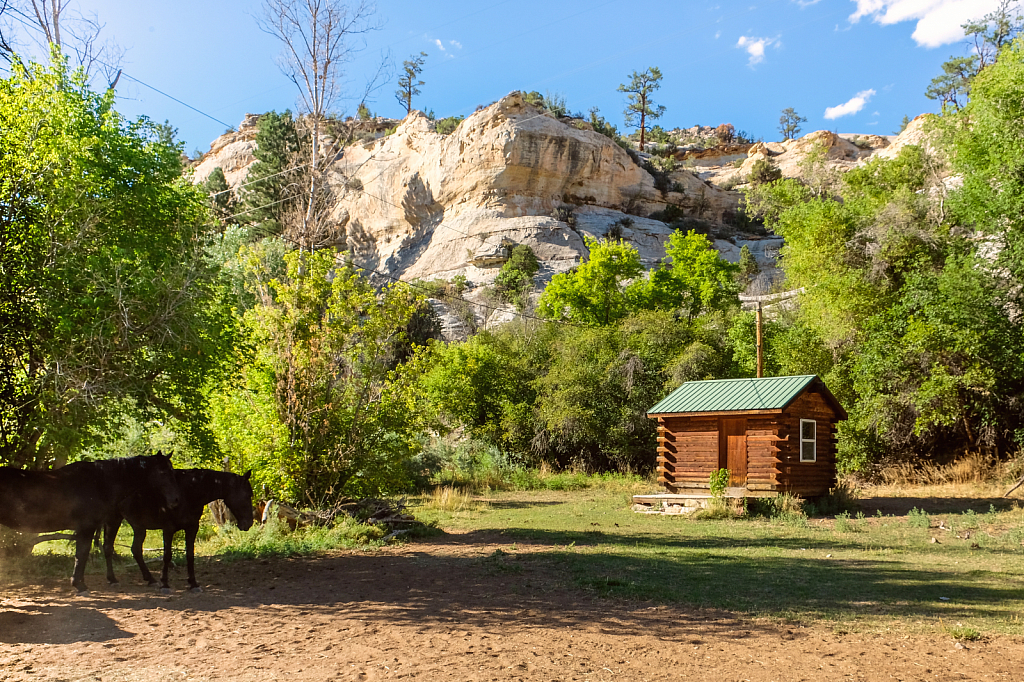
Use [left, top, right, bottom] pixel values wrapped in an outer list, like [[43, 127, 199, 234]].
[[434, 39, 446, 52], [824, 89, 876, 119], [736, 35, 778, 66], [715, 30, 722, 38], [449, 40, 462, 49], [848, 0, 1005, 48], [795, 0, 823, 6]]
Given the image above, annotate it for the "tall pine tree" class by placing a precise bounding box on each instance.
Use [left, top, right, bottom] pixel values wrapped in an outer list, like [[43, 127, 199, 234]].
[[239, 110, 302, 240]]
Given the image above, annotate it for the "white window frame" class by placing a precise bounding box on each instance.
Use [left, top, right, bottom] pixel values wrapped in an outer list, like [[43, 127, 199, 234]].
[[799, 419, 817, 462]]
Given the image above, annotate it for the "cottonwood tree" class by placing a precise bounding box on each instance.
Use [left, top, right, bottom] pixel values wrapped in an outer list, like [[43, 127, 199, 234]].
[[258, 0, 380, 252], [778, 107, 806, 140], [395, 51, 426, 115], [618, 67, 665, 151], [0, 59, 235, 470], [926, 0, 1022, 110]]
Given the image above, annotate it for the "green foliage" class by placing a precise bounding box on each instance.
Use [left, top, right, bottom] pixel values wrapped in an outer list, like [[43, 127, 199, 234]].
[[588, 107, 625, 145], [617, 67, 666, 149], [709, 468, 729, 497], [778, 107, 806, 140], [238, 110, 302, 240], [907, 507, 931, 528], [202, 166, 236, 224], [737, 244, 760, 284], [537, 237, 644, 326], [493, 244, 540, 311], [357, 102, 372, 121], [396, 52, 427, 115], [225, 248, 425, 504], [895, 115, 911, 135], [926, 1, 1022, 110], [635, 230, 740, 320], [748, 158, 782, 186], [0, 56, 235, 468], [434, 115, 463, 135]]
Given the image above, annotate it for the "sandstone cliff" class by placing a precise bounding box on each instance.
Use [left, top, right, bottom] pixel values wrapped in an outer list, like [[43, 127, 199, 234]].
[[193, 92, 753, 289]]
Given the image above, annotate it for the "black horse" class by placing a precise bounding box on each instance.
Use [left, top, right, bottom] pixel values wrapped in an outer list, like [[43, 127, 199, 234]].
[[0, 453, 180, 592], [101, 469, 254, 592]]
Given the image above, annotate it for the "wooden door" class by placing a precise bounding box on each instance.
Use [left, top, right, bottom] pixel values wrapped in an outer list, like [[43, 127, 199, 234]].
[[719, 418, 747, 486]]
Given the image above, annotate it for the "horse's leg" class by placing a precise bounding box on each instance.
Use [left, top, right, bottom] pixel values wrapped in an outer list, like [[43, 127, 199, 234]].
[[71, 531, 91, 593], [184, 524, 201, 592], [102, 521, 119, 586], [159, 529, 173, 592], [130, 525, 158, 586]]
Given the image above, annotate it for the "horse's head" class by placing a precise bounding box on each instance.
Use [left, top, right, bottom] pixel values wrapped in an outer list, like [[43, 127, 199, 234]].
[[143, 451, 181, 511], [224, 471, 255, 531]]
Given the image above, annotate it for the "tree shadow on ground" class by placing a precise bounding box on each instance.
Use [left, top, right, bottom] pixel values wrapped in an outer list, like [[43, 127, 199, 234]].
[[858, 496, 1016, 516]]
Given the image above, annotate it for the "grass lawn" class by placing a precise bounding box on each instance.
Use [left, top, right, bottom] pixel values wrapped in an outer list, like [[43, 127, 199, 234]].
[[413, 478, 1024, 638]]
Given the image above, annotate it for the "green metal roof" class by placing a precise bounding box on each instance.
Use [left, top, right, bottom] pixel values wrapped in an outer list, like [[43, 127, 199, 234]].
[[648, 375, 821, 415]]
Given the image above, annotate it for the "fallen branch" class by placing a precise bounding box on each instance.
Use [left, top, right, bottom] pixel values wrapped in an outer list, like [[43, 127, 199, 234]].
[[1004, 475, 1024, 498]]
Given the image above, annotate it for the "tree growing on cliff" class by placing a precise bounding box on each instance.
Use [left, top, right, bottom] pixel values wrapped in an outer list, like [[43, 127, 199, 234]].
[[395, 51, 426, 115], [925, 0, 1022, 110], [778, 107, 806, 140], [618, 67, 665, 151]]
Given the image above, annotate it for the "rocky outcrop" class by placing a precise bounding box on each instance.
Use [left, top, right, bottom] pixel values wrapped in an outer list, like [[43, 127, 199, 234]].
[[195, 92, 746, 287]]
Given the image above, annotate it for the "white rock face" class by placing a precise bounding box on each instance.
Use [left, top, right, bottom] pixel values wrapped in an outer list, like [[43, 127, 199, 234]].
[[195, 93, 745, 286]]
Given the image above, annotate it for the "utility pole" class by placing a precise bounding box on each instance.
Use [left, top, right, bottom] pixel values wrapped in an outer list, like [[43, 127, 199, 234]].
[[738, 288, 805, 378]]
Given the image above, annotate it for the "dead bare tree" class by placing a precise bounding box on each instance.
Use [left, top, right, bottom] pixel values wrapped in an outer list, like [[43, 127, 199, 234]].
[[1, 1, 124, 87], [257, 0, 380, 253]]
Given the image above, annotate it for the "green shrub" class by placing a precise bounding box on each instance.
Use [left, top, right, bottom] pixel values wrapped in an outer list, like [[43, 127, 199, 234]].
[[709, 468, 730, 497], [749, 158, 782, 185], [648, 204, 687, 223], [908, 507, 931, 528], [435, 115, 464, 135]]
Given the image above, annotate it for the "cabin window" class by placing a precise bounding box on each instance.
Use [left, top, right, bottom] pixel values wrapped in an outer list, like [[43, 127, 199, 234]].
[[800, 419, 816, 462]]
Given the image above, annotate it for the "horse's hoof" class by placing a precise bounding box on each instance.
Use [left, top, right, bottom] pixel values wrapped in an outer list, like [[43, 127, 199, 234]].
[[160, 587, 172, 595], [108, 580, 119, 586], [75, 589, 89, 596], [188, 586, 203, 593], [147, 581, 160, 587]]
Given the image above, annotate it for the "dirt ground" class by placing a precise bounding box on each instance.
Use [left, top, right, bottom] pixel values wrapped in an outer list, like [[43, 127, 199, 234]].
[[1, 531, 1022, 682]]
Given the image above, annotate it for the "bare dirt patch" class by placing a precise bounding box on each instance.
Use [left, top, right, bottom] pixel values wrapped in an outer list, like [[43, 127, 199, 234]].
[[1, 530, 1021, 681]]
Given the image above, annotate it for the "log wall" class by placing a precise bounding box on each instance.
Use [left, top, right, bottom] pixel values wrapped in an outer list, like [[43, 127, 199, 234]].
[[653, 387, 841, 496], [776, 391, 839, 496], [656, 415, 718, 489]]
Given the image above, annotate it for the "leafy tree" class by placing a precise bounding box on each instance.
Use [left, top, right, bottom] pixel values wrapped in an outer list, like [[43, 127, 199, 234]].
[[237, 248, 423, 503], [493, 244, 540, 311], [0, 57, 235, 469], [618, 67, 666, 150], [927, 0, 1022, 110], [395, 51, 427, 115], [537, 237, 644, 326], [635, 230, 740, 320], [357, 102, 372, 120], [894, 114, 911, 134], [946, 36, 1024, 293], [239, 110, 302, 240], [778, 107, 806, 140]]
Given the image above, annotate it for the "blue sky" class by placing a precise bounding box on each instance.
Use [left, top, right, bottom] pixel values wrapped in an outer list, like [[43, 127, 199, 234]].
[[2, 0, 1004, 151]]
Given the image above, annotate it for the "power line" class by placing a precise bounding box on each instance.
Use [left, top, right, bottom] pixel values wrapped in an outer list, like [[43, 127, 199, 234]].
[[3, 7, 238, 131]]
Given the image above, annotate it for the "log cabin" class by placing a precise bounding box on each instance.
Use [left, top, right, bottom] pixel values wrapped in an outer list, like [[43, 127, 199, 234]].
[[646, 375, 846, 497]]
